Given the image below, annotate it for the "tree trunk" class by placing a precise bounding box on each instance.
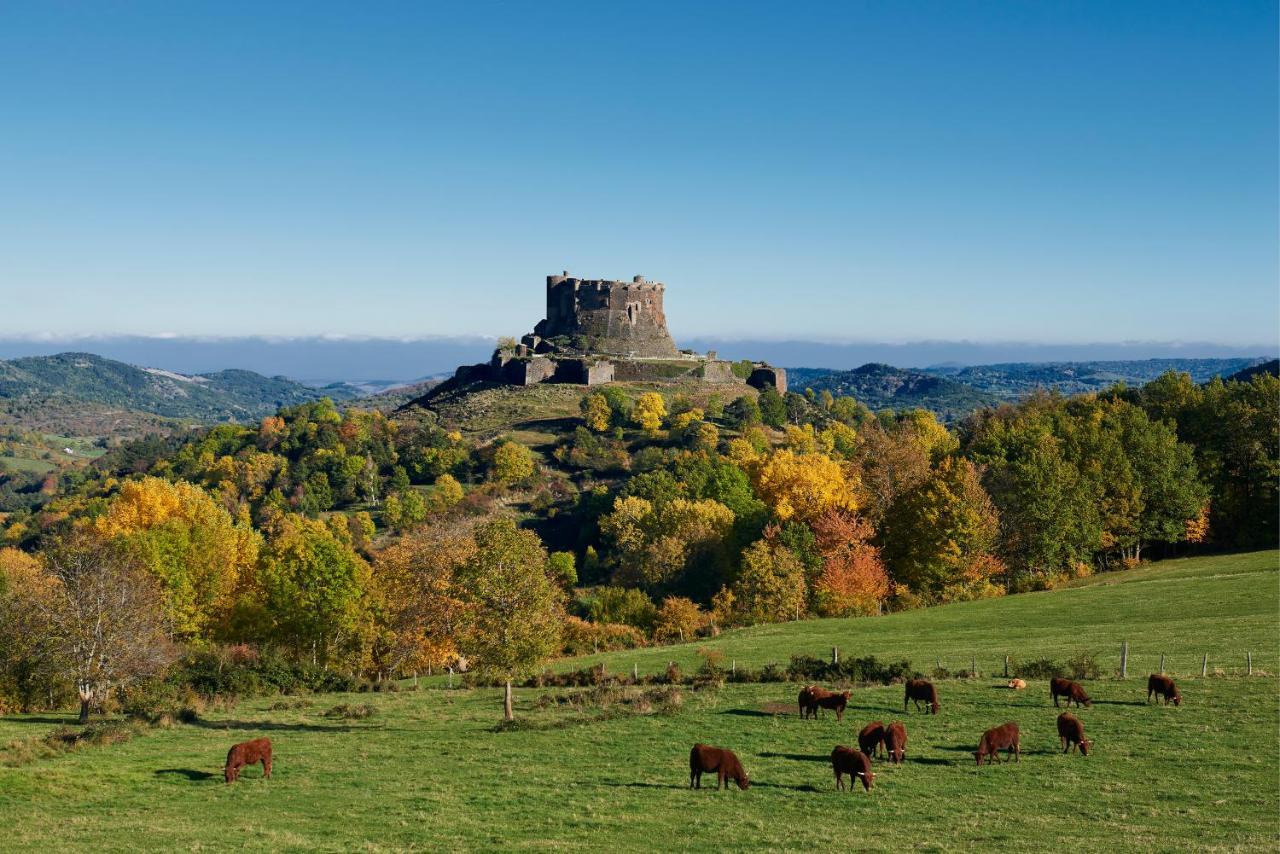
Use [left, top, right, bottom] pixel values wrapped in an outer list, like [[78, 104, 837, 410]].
[[503, 680, 514, 721], [77, 683, 92, 724]]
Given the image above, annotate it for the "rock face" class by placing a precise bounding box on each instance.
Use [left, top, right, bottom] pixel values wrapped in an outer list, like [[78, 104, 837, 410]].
[[530, 273, 678, 358]]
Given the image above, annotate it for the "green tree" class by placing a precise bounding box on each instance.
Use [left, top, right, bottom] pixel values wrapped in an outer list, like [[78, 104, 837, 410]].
[[456, 518, 564, 721], [758, 388, 787, 428], [580, 393, 613, 432], [491, 441, 535, 485], [732, 538, 806, 623]]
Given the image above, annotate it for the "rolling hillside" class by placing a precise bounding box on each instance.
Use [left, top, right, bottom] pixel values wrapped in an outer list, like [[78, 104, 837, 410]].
[[791, 363, 1000, 420], [1, 550, 1275, 850], [0, 353, 361, 435]]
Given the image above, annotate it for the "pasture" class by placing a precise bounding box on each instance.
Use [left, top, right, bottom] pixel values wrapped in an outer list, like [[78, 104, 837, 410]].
[[0, 551, 1277, 852]]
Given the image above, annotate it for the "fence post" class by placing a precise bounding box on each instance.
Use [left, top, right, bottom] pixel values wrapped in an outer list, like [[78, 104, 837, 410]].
[[413, 670, 419, 688], [633, 662, 639, 681], [1247, 652, 1252, 676], [1201, 654, 1208, 677], [731, 659, 736, 676], [832, 646, 839, 665], [1159, 653, 1165, 675], [1120, 641, 1128, 678], [448, 668, 454, 689], [1004, 655, 1009, 678]]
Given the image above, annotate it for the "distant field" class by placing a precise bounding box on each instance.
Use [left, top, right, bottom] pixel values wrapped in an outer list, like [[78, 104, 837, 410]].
[[0, 551, 1276, 851]]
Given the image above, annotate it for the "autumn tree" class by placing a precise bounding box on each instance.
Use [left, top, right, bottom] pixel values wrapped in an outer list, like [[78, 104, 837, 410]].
[[35, 533, 177, 723], [370, 521, 474, 679], [93, 476, 260, 639], [0, 548, 60, 711], [810, 509, 890, 616], [455, 518, 563, 721], [599, 495, 735, 595], [632, 392, 668, 433], [749, 448, 857, 523], [653, 596, 707, 642], [491, 440, 535, 485], [580, 392, 613, 432], [732, 538, 807, 623], [258, 512, 372, 666]]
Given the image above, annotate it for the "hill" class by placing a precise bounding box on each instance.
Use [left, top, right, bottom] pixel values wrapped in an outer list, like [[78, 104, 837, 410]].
[[926, 357, 1263, 398], [1228, 359, 1279, 383], [1, 550, 1275, 850], [791, 363, 1000, 420], [0, 353, 361, 435]]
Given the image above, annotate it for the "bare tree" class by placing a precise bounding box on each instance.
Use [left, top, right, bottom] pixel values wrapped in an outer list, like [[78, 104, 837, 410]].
[[36, 533, 177, 723]]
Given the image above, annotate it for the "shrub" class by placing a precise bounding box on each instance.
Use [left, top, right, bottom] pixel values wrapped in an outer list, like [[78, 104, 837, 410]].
[[325, 703, 375, 719]]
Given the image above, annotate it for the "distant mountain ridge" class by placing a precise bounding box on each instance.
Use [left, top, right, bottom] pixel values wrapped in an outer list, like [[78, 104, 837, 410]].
[[791, 357, 1268, 420], [0, 352, 361, 434]]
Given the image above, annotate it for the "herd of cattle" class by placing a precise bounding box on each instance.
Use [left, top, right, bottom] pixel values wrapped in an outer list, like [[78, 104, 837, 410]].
[[687, 673, 1184, 792], [217, 673, 1186, 786]]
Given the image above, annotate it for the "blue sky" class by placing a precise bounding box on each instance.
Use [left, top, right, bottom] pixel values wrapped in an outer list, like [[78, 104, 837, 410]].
[[1, 1, 1275, 347]]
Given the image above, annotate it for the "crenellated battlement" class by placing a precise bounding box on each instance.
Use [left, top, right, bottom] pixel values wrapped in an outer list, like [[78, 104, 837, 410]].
[[536, 271, 678, 358]]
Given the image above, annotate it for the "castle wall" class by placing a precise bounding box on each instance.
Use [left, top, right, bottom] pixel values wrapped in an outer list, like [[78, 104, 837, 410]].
[[535, 274, 679, 358]]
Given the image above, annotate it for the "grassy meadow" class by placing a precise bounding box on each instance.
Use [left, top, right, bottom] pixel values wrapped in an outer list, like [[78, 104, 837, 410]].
[[0, 551, 1276, 852]]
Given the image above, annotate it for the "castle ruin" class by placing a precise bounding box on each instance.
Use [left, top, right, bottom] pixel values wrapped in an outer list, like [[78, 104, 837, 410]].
[[452, 272, 785, 392]]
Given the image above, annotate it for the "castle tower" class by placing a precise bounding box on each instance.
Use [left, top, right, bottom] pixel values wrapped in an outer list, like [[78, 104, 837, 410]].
[[533, 272, 679, 358]]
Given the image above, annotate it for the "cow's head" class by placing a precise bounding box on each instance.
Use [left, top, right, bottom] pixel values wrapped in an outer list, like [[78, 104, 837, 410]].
[[736, 772, 751, 791], [1082, 697, 1093, 708], [841, 691, 851, 700], [931, 701, 940, 714], [1079, 738, 1092, 756], [224, 765, 237, 784], [973, 751, 984, 766], [859, 770, 875, 791], [1172, 693, 1182, 707]]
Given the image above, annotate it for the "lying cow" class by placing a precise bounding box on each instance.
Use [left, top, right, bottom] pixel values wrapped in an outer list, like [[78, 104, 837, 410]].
[[224, 737, 272, 784], [1057, 712, 1092, 755], [1050, 677, 1092, 708], [1007, 678, 1027, 690], [1147, 674, 1182, 706], [689, 743, 750, 790], [975, 722, 1020, 766], [831, 746, 874, 792], [857, 721, 885, 758], [904, 679, 939, 715], [884, 721, 907, 764]]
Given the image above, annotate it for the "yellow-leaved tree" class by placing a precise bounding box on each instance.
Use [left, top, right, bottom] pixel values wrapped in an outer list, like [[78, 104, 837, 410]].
[[748, 449, 857, 523], [93, 477, 260, 639], [632, 392, 667, 433]]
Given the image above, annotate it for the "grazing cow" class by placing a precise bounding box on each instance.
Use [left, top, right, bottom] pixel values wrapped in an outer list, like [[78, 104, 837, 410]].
[[1007, 679, 1027, 690], [224, 737, 272, 784], [974, 722, 1020, 766], [858, 721, 885, 758], [1057, 712, 1092, 756], [1050, 677, 1092, 708], [830, 746, 875, 792], [813, 690, 851, 721], [884, 721, 907, 764], [903, 679, 940, 714], [1147, 674, 1182, 706], [798, 685, 822, 719], [689, 744, 750, 790]]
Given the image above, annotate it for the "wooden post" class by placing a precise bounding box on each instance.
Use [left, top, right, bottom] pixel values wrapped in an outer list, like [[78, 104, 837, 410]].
[[1004, 655, 1009, 678], [1120, 641, 1128, 678], [633, 662, 639, 681], [448, 668, 454, 689], [413, 670, 419, 688], [1159, 653, 1165, 674], [1201, 654, 1208, 677], [832, 646, 839, 665], [1247, 652, 1252, 676], [731, 659, 736, 675]]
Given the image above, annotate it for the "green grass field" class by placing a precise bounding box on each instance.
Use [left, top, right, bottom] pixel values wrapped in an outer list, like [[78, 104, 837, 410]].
[[0, 551, 1276, 852]]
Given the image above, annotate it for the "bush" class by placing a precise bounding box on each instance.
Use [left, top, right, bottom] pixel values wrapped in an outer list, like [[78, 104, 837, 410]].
[[1012, 657, 1065, 679], [784, 653, 914, 685], [560, 616, 647, 656], [325, 703, 375, 719]]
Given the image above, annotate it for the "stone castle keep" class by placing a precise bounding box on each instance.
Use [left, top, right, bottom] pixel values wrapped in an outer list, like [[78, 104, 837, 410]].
[[452, 272, 786, 391]]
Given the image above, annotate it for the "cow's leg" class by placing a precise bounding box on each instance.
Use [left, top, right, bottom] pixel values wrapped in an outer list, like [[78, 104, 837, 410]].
[[263, 756, 271, 779]]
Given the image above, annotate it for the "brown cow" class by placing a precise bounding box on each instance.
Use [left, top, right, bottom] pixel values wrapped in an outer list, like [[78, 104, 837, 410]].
[[831, 746, 875, 792], [1057, 712, 1092, 756], [904, 679, 939, 714], [857, 721, 885, 758], [689, 743, 750, 790], [1147, 674, 1182, 706], [224, 737, 272, 783], [798, 685, 822, 719], [1007, 678, 1027, 690], [883, 721, 907, 764], [813, 690, 851, 721], [1050, 677, 1092, 708], [974, 722, 1020, 766]]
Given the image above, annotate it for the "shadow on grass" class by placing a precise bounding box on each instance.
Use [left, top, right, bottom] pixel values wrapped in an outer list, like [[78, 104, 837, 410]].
[[602, 781, 688, 790], [1090, 699, 1148, 707], [2, 716, 80, 726], [155, 768, 216, 782], [188, 718, 361, 733], [910, 757, 952, 766], [751, 781, 822, 793], [720, 709, 784, 718], [758, 751, 828, 763]]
